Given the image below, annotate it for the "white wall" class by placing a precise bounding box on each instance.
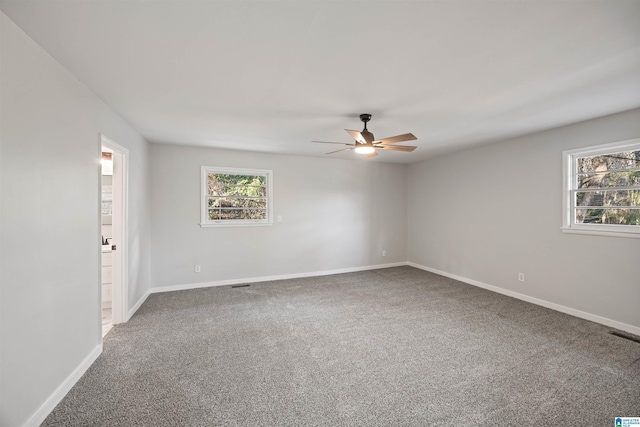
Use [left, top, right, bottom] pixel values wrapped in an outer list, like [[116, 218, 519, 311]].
[[150, 144, 407, 289], [0, 12, 152, 426], [408, 108, 640, 331]]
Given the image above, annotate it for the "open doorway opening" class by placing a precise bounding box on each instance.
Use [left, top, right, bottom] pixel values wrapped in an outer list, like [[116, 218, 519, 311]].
[[100, 134, 128, 338], [101, 148, 114, 335]]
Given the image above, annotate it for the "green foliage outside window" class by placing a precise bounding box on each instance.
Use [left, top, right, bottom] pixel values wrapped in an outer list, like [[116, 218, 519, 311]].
[[575, 150, 640, 226], [207, 173, 268, 220]]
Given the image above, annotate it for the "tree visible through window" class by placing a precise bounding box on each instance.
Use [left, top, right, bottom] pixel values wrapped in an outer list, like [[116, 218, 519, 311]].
[[201, 167, 272, 226], [563, 139, 640, 237], [576, 152, 640, 225]]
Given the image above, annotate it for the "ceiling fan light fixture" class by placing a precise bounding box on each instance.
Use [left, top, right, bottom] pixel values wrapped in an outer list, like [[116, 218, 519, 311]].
[[354, 144, 375, 154], [312, 113, 417, 157]]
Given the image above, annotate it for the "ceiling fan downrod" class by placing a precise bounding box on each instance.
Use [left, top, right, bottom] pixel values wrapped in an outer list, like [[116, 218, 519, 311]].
[[359, 114, 374, 144]]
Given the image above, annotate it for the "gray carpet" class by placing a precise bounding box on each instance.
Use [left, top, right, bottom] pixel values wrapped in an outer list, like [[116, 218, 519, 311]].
[[43, 266, 640, 426]]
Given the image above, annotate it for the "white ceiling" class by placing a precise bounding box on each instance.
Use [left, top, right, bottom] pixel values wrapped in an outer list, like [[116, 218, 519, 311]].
[[2, 1, 639, 163]]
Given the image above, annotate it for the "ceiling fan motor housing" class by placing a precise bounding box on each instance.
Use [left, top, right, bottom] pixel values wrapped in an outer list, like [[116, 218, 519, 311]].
[[360, 131, 375, 144], [359, 114, 374, 143]]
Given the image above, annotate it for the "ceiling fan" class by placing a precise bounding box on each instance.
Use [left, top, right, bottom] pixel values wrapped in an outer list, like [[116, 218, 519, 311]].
[[313, 114, 417, 157]]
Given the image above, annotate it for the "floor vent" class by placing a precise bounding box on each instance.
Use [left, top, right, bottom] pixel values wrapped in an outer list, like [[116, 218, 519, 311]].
[[610, 331, 640, 344], [231, 284, 250, 288]]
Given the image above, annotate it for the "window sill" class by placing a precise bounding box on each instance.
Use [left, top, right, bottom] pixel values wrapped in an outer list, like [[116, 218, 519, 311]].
[[561, 227, 640, 239], [200, 222, 273, 228]]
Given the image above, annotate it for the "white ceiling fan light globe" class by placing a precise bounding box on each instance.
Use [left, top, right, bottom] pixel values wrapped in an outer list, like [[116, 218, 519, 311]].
[[354, 145, 376, 154]]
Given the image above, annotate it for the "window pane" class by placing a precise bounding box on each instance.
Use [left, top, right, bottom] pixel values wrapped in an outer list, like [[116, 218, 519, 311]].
[[209, 173, 266, 186], [208, 209, 220, 220], [575, 190, 640, 207], [209, 197, 266, 208], [245, 209, 267, 220], [208, 184, 226, 196], [208, 185, 267, 197], [219, 209, 245, 220], [237, 186, 266, 197], [218, 208, 267, 220], [578, 171, 640, 189], [575, 208, 640, 225], [577, 150, 640, 173], [239, 198, 266, 208]]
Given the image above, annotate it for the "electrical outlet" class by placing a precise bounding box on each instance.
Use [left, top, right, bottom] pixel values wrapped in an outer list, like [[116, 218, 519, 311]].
[[382, 250, 387, 257], [518, 273, 525, 282], [195, 265, 201, 273], [277, 215, 282, 222]]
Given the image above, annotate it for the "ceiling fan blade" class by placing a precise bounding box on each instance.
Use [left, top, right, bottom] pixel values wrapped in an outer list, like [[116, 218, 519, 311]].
[[312, 140, 355, 146], [345, 129, 365, 143], [366, 151, 378, 158], [373, 133, 417, 145], [326, 147, 353, 155], [377, 144, 417, 152]]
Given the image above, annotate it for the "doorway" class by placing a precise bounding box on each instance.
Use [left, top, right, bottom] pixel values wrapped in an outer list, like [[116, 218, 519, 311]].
[[100, 134, 128, 338]]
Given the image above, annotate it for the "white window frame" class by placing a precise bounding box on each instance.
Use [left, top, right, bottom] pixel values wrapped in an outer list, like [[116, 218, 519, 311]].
[[200, 166, 273, 227], [562, 138, 640, 239]]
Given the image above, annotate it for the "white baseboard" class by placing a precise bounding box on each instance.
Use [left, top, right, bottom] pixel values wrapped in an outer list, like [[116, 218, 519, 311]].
[[407, 262, 640, 336], [24, 344, 102, 427], [127, 290, 150, 321], [150, 262, 409, 294]]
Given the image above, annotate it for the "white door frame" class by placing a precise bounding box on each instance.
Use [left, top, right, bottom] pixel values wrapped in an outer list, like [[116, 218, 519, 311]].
[[100, 133, 129, 326]]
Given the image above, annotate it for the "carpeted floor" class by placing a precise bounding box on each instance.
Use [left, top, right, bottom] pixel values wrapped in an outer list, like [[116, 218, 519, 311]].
[[42, 266, 640, 426]]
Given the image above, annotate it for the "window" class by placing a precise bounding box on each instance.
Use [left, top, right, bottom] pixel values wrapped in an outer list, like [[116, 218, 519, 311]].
[[200, 166, 272, 227], [562, 138, 640, 238]]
